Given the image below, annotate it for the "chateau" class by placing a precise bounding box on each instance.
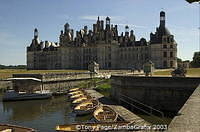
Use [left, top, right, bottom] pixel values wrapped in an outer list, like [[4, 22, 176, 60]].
[[27, 11, 177, 70]]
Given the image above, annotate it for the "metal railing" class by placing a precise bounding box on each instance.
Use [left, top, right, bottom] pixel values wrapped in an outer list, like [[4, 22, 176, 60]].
[[119, 93, 164, 120]]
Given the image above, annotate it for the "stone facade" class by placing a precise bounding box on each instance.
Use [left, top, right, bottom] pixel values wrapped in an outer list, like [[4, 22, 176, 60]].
[[27, 11, 177, 70]]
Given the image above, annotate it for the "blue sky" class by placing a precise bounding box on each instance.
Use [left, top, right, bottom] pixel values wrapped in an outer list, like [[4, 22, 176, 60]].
[[0, 0, 199, 65]]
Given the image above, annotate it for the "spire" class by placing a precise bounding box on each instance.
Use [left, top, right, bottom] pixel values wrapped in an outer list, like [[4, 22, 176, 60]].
[[34, 28, 38, 39], [160, 11, 165, 27], [106, 17, 110, 30], [64, 23, 70, 33], [125, 25, 129, 36]]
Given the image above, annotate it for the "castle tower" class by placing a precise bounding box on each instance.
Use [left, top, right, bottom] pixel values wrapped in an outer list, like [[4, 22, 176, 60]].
[[149, 11, 177, 69], [97, 16, 101, 32], [125, 25, 129, 36], [130, 30, 135, 42], [106, 17, 110, 30], [34, 28, 39, 39], [84, 26, 88, 34], [160, 11, 165, 28], [100, 20, 104, 31], [64, 23, 70, 33]]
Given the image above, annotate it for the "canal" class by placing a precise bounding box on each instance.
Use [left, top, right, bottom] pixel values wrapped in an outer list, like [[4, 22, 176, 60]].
[[0, 93, 91, 132]]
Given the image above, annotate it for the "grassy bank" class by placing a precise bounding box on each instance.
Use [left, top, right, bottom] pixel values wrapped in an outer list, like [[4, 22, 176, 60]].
[[154, 68, 200, 77], [94, 79, 111, 97], [0, 69, 86, 79], [78, 78, 111, 97]]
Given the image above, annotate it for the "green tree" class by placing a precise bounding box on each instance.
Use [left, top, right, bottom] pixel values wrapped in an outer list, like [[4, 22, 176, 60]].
[[191, 52, 200, 68], [185, 0, 200, 3]]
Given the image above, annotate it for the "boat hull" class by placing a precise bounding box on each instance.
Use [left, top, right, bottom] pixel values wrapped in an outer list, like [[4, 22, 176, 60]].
[[0, 124, 36, 132], [2, 93, 52, 102], [74, 108, 96, 116], [73, 99, 99, 116], [93, 105, 118, 122]]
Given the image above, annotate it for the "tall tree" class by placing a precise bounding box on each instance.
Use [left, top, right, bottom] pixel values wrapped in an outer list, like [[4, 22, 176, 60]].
[[191, 52, 200, 67]]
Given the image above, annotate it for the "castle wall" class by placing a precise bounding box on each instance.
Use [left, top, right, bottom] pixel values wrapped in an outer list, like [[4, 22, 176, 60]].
[[26, 11, 177, 70]]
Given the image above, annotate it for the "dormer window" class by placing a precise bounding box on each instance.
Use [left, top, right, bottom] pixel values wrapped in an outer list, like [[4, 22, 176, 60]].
[[167, 37, 170, 43]]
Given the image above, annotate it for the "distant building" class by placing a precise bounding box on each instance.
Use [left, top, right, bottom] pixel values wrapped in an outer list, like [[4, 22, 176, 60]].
[[178, 60, 190, 69], [27, 11, 177, 70]]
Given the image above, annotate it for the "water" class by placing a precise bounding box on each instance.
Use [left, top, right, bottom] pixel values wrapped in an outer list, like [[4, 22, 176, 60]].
[[0, 93, 91, 132]]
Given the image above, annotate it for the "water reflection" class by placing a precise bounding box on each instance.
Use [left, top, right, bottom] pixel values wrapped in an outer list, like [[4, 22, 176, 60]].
[[0, 94, 92, 132], [2, 96, 70, 121]]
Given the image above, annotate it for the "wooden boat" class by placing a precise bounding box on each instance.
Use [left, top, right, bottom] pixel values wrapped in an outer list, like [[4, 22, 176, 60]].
[[56, 121, 130, 132], [0, 124, 36, 132], [70, 93, 85, 101], [68, 88, 80, 92], [68, 90, 84, 96], [74, 99, 99, 116], [71, 95, 92, 107], [93, 105, 118, 122]]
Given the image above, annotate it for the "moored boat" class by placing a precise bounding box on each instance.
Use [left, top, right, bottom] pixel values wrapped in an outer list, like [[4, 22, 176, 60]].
[[69, 93, 85, 101], [74, 99, 99, 116], [2, 90, 52, 102], [68, 90, 84, 96], [0, 124, 36, 132], [71, 95, 92, 107], [68, 88, 80, 92], [93, 105, 118, 122]]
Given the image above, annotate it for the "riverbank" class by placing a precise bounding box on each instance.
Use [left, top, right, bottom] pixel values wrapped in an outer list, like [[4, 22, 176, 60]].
[[154, 68, 200, 77], [0, 69, 87, 79], [94, 79, 111, 97]]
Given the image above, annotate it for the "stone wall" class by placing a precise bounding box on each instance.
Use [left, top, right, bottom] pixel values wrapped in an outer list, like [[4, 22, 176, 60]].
[[0, 81, 12, 92], [111, 75, 200, 113], [167, 84, 200, 132], [12, 72, 95, 92]]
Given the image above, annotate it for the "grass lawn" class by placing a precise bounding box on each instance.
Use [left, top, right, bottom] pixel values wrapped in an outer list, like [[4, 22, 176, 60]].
[[0, 69, 86, 79], [154, 68, 200, 77]]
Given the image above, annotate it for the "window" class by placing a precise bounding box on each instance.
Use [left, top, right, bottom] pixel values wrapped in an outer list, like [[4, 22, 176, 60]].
[[170, 61, 173, 67], [170, 45, 173, 48], [108, 54, 111, 59], [163, 38, 166, 42], [170, 52, 173, 58], [163, 45, 167, 48], [163, 61, 167, 67], [108, 62, 111, 68], [167, 37, 170, 43], [163, 52, 167, 57], [171, 37, 174, 42]]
